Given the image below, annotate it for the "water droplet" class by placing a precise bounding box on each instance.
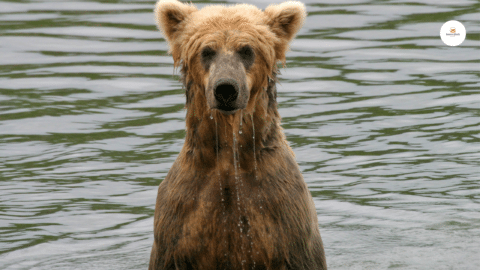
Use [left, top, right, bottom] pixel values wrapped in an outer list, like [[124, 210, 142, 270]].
[[239, 130, 242, 134], [240, 110, 243, 126], [210, 115, 213, 120]]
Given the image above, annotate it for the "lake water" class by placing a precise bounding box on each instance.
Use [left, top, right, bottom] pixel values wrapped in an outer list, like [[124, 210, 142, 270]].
[[1, 0, 479, 269]]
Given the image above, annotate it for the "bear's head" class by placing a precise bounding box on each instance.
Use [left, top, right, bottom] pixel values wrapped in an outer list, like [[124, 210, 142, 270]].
[[154, 0, 306, 116]]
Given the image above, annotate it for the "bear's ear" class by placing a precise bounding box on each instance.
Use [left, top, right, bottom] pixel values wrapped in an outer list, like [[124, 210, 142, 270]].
[[154, 0, 197, 44], [264, 1, 306, 63], [264, 1, 306, 41]]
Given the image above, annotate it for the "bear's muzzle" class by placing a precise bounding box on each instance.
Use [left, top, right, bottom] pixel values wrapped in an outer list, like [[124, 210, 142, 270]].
[[207, 52, 249, 115], [213, 78, 240, 114]]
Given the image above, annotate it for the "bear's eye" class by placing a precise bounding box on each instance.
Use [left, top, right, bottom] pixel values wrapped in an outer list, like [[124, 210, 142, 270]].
[[238, 46, 254, 59], [237, 45, 255, 71], [201, 47, 216, 60]]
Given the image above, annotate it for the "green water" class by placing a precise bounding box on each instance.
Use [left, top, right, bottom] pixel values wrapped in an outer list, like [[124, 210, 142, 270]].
[[1, 0, 479, 269]]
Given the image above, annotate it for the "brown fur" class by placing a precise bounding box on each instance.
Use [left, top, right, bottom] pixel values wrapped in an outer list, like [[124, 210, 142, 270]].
[[150, 1, 326, 269]]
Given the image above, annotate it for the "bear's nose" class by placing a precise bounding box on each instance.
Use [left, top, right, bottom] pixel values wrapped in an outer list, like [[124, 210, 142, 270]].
[[214, 78, 239, 113]]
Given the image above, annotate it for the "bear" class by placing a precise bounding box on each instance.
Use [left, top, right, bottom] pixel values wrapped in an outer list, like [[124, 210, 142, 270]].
[[149, 0, 327, 269]]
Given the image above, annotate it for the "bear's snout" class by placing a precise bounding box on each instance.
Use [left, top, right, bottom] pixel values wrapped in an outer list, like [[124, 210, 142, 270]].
[[214, 78, 239, 114], [206, 53, 249, 115]]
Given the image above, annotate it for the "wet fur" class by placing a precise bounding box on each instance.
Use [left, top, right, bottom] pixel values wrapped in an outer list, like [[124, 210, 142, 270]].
[[150, 1, 326, 269]]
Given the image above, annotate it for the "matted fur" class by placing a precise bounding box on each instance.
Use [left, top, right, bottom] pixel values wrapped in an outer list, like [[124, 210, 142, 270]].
[[150, 1, 326, 269]]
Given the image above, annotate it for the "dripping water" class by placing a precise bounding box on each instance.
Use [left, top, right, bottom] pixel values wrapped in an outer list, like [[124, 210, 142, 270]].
[[249, 113, 257, 270], [251, 114, 257, 181], [214, 111, 228, 264], [239, 109, 243, 134], [233, 131, 239, 200], [232, 127, 245, 267], [235, 112, 253, 268], [215, 113, 223, 205]]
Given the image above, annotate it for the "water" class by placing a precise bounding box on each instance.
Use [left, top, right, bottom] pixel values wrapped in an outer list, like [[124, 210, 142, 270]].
[[1, 0, 479, 269], [251, 113, 257, 181]]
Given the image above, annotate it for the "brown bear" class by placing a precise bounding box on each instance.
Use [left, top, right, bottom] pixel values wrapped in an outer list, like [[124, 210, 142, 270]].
[[149, 0, 326, 269]]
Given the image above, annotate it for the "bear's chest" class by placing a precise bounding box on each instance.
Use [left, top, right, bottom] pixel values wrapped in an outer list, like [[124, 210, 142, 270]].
[[169, 201, 285, 269], [158, 176, 294, 268]]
